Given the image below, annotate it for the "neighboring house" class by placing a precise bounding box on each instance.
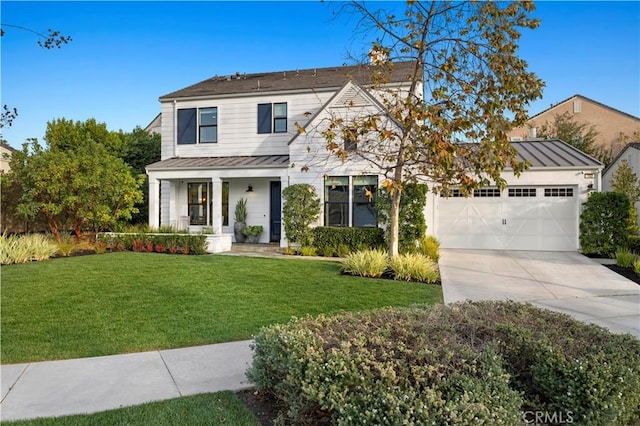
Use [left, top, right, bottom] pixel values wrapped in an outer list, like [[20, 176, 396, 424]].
[[146, 63, 602, 252], [508, 94, 640, 154], [144, 113, 162, 135], [602, 142, 640, 224], [0, 141, 16, 174]]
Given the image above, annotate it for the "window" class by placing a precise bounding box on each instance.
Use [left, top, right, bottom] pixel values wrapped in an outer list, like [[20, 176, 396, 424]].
[[325, 176, 349, 227], [344, 128, 357, 152], [353, 176, 377, 227], [324, 176, 378, 227], [178, 107, 218, 144], [222, 182, 229, 226], [545, 187, 574, 197], [188, 183, 211, 225], [508, 188, 537, 197], [473, 188, 501, 197], [258, 102, 287, 133]]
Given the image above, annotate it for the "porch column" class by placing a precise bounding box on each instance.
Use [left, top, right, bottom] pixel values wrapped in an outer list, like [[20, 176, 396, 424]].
[[148, 176, 160, 229], [211, 176, 223, 234]]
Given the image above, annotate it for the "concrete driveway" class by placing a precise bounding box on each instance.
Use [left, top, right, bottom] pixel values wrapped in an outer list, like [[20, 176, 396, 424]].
[[439, 249, 640, 338]]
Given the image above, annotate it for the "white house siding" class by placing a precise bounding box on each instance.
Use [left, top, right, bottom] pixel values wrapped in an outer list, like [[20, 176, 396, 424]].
[[159, 90, 336, 160]]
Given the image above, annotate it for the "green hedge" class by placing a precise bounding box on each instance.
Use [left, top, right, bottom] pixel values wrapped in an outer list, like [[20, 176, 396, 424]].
[[312, 227, 385, 257], [626, 235, 640, 253], [97, 232, 207, 255], [247, 302, 640, 425], [580, 192, 630, 256]]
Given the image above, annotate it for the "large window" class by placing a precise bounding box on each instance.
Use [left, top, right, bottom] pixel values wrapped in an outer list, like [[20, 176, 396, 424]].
[[178, 107, 218, 144], [257, 102, 287, 134], [188, 183, 211, 225], [325, 176, 377, 227]]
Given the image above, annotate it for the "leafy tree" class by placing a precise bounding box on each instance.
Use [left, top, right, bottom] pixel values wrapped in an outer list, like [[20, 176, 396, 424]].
[[308, 1, 544, 256], [45, 118, 126, 156], [0, 24, 71, 129], [377, 183, 428, 253], [282, 184, 321, 247], [536, 112, 599, 155], [611, 159, 640, 234], [9, 133, 142, 241], [119, 127, 161, 224]]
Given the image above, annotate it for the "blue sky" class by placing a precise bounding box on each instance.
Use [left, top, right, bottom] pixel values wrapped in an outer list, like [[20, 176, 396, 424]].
[[1, 1, 639, 149]]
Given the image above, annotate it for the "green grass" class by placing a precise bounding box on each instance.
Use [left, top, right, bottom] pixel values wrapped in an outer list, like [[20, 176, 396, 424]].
[[5, 391, 258, 425], [1, 252, 441, 363]]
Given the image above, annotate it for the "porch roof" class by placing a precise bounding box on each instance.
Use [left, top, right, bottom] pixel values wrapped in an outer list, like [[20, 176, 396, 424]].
[[147, 155, 290, 171]]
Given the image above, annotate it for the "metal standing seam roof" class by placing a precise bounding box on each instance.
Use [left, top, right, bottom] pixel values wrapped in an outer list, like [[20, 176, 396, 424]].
[[511, 139, 602, 169], [146, 155, 290, 171], [159, 61, 418, 100]]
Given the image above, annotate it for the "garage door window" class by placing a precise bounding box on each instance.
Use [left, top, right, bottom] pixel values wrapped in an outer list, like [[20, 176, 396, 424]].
[[545, 188, 574, 197], [508, 188, 537, 197], [473, 188, 501, 197]]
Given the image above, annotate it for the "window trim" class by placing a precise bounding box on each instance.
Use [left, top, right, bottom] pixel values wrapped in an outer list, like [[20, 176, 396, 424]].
[[187, 182, 212, 226], [198, 107, 218, 144]]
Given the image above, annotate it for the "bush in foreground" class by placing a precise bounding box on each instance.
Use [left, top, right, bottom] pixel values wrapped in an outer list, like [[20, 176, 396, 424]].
[[341, 249, 388, 278], [247, 302, 640, 426]]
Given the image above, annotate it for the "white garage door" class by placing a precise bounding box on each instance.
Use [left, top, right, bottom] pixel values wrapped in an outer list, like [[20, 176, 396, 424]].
[[438, 186, 578, 251]]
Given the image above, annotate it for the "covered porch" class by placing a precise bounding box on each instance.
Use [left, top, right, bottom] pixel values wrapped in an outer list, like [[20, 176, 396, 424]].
[[146, 156, 289, 249]]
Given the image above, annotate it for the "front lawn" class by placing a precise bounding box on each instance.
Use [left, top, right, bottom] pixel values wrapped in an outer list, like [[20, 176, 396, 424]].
[[1, 252, 441, 364], [5, 391, 258, 426]]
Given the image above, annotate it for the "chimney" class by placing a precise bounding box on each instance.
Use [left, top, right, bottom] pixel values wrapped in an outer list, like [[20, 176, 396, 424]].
[[529, 127, 537, 139]]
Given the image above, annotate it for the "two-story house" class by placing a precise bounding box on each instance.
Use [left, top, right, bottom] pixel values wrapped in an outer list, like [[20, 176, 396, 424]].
[[146, 62, 602, 252]]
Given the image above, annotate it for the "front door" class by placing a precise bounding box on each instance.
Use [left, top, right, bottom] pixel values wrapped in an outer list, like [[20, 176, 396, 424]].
[[270, 181, 282, 242]]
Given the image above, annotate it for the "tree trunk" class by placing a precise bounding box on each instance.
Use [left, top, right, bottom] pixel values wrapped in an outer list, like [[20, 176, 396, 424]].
[[388, 187, 402, 257]]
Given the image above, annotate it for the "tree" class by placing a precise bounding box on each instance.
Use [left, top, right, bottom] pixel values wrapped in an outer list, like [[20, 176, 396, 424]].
[[611, 159, 640, 234], [376, 183, 428, 253], [282, 184, 321, 247], [307, 1, 544, 256], [0, 24, 71, 129], [9, 120, 143, 241], [119, 127, 161, 224], [536, 112, 599, 154]]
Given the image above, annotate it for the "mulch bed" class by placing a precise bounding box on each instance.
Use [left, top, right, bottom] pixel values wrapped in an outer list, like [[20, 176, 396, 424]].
[[236, 389, 280, 426], [605, 264, 640, 285]]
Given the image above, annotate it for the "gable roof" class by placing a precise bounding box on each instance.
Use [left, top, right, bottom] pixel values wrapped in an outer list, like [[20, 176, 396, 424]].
[[603, 142, 640, 175], [287, 80, 397, 146], [159, 61, 418, 101], [527, 94, 640, 122]]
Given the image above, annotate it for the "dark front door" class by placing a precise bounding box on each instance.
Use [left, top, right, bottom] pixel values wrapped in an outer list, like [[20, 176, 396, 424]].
[[270, 181, 282, 242]]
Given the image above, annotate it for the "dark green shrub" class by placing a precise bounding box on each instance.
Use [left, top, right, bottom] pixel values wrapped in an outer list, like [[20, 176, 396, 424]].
[[248, 302, 640, 426], [580, 192, 630, 256], [96, 232, 206, 255], [376, 183, 428, 253], [282, 184, 320, 247], [626, 235, 640, 253], [312, 226, 384, 255]]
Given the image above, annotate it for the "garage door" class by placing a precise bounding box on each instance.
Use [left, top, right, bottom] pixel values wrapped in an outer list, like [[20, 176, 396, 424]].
[[437, 186, 578, 251]]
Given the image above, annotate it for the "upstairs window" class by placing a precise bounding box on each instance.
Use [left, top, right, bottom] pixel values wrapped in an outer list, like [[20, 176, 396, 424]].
[[258, 102, 287, 134], [178, 107, 217, 144]]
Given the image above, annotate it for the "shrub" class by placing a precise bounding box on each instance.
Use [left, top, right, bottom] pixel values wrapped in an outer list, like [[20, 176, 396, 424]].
[[96, 232, 207, 255], [94, 240, 108, 254], [615, 249, 638, 268], [336, 243, 351, 257], [626, 235, 640, 253], [248, 302, 640, 426], [313, 227, 384, 255], [282, 184, 320, 247], [376, 183, 429, 253], [299, 246, 317, 256], [155, 243, 166, 253], [56, 235, 76, 257], [282, 246, 297, 256], [634, 260, 640, 275], [341, 249, 388, 278], [0, 233, 58, 265], [389, 252, 440, 283], [418, 235, 440, 261], [580, 192, 630, 256]]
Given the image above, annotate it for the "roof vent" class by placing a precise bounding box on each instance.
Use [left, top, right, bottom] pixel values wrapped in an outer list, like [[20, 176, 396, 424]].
[[529, 127, 537, 138]]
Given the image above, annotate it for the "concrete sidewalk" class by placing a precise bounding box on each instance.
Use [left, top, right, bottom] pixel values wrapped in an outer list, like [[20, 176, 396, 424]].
[[439, 249, 640, 337], [0, 340, 253, 422]]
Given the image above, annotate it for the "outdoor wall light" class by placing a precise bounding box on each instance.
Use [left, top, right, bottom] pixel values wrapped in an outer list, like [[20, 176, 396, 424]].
[[246, 185, 254, 193]]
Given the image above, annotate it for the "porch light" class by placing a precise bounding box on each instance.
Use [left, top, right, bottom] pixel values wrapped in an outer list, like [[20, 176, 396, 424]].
[[246, 185, 254, 193]]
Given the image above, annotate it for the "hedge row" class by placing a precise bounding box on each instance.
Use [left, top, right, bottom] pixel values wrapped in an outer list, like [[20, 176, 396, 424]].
[[312, 227, 385, 257], [248, 301, 640, 425], [97, 232, 207, 255]]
